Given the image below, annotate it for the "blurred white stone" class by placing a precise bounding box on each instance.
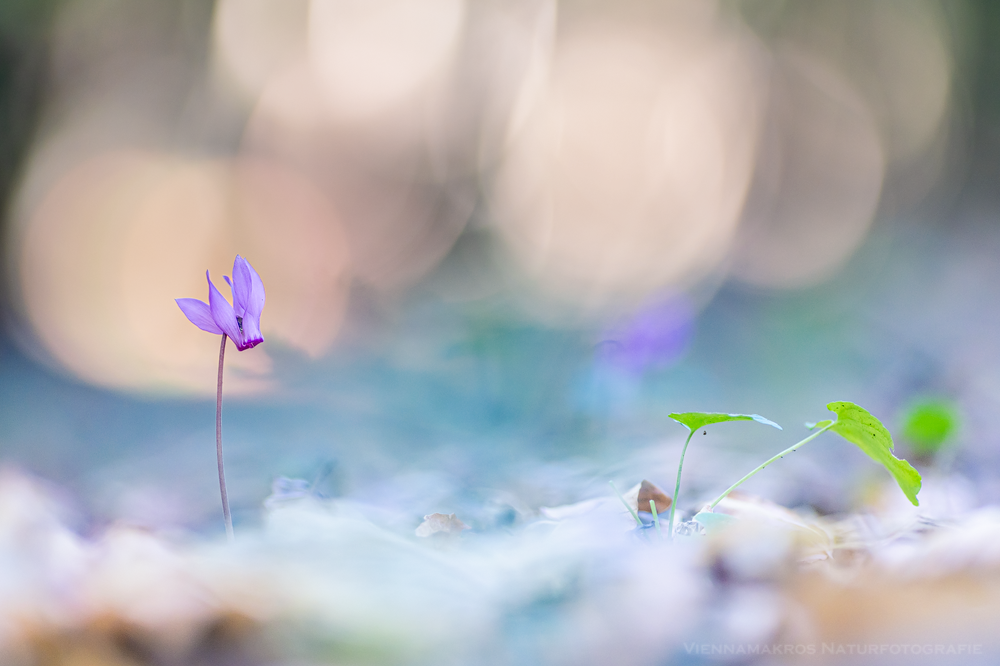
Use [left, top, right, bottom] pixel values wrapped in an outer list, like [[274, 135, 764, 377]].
[[415, 512, 470, 537]]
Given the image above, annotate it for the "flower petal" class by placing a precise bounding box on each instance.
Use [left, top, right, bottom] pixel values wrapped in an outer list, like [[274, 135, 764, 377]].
[[231, 256, 253, 318], [241, 256, 265, 319], [175, 298, 223, 334], [207, 270, 241, 341], [232, 256, 265, 351], [223, 275, 237, 313]]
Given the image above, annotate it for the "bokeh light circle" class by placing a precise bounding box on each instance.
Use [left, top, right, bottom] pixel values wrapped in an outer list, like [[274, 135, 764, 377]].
[[13, 151, 350, 394], [491, 17, 765, 311]]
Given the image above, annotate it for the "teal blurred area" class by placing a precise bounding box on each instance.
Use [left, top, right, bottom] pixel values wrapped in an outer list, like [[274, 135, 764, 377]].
[[0, 0, 999, 534]]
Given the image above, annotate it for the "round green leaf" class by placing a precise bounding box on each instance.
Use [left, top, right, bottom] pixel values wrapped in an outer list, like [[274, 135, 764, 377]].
[[668, 412, 782, 432]]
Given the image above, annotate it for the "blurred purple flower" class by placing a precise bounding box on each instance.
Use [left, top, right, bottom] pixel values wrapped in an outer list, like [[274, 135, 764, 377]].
[[599, 296, 694, 373], [176, 255, 265, 350]]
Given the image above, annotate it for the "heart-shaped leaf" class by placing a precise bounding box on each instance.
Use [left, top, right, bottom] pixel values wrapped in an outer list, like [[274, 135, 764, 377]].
[[826, 401, 922, 506], [669, 412, 782, 432]]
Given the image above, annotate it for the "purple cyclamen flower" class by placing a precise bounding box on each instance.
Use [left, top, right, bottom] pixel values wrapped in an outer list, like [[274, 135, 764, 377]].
[[176, 255, 265, 350]]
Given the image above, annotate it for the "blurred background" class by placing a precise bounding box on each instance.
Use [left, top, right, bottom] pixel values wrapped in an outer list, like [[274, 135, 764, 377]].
[[0, 0, 996, 533]]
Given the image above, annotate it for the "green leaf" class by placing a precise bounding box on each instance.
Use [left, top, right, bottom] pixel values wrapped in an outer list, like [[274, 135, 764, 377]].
[[901, 398, 959, 456], [826, 401, 922, 506], [668, 412, 782, 432]]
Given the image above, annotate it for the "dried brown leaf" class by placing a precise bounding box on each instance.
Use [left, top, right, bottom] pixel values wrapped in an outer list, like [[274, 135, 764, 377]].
[[637, 480, 672, 514]]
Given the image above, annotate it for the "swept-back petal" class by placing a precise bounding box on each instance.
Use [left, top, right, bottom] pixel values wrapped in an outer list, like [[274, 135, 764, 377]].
[[207, 271, 241, 341], [176, 298, 223, 334], [231, 256, 253, 318], [223, 275, 237, 314], [241, 256, 266, 320], [231, 255, 265, 351]]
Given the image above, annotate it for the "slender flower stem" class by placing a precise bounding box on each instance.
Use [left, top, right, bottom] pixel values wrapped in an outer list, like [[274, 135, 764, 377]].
[[650, 499, 661, 538], [667, 429, 696, 540], [707, 423, 834, 510], [217, 333, 234, 542]]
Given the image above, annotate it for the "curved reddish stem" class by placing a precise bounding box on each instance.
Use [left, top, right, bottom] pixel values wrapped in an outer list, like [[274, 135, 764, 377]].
[[217, 333, 234, 542]]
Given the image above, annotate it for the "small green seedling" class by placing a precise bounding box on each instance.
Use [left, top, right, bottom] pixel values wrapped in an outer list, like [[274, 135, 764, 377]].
[[696, 402, 921, 527], [667, 412, 782, 538], [901, 397, 960, 457]]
